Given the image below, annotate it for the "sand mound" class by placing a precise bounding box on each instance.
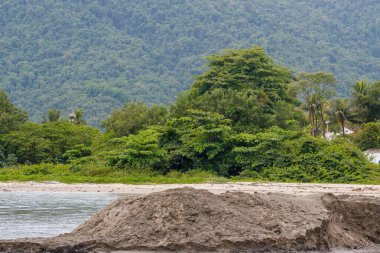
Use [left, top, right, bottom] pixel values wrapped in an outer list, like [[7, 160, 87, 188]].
[[1, 187, 379, 252]]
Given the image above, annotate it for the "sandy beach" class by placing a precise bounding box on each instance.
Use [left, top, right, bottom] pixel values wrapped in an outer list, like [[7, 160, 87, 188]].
[[0, 181, 379, 196]]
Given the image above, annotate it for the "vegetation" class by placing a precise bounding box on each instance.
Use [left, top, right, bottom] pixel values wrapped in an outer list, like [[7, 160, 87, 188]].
[[0, 46, 379, 184], [293, 72, 337, 137], [0, 164, 226, 184], [0, 121, 99, 164], [351, 122, 380, 150], [0, 1, 379, 125], [0, 90, 27, 134], [102, 102, 168, 137]]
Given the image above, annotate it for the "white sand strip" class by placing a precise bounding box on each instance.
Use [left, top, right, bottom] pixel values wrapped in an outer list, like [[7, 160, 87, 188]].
[[0, 181, 379, 196]]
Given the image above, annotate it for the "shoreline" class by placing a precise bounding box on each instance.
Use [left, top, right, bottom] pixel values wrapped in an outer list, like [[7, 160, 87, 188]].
[[1, 181, 379, 196]]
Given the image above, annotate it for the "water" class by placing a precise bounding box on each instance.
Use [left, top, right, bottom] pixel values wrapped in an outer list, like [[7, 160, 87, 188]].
[[0, 192, 118, 239]]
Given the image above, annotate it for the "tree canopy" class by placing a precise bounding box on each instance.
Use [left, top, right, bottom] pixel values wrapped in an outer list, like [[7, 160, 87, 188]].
[[0, 89, 28, 134], [172, 47, 304, 133], [0, 44, 378, 183], [0, 0, 379, 125]]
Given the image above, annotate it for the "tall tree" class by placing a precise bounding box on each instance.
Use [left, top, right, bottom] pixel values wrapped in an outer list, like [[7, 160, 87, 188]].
[[350, 80, 369, 123], [328, 98, 353, 135], [192, 46, 293, 103], [172, 46, 303, 132], [293, 72, 337, 137]]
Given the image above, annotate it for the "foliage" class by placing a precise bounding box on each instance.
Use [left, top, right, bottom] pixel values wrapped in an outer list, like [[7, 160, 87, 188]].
[[173, 89, 273, 132], [102, 102, 168, 136], [1, 1, 379, 125], [0, 89, 28, 134], [351, 122, 380, 150], [0, 121, 99, 164], [350, 81, 380, 123], [61, 144, 92, 163], [0, 163, 226, 184], [365, 81, 380, 122], [232, 129, 375, 183], [69, 109, 86, 125], [0, 145, 17, 168], [293, 72, 337, 136], [326, 98, 353, 135], [171, 47, 304, 132], [192, 46, 292, 99], [161, 110, 233, 175], [0, 31, 378, 184], [104, 128, 166, 170], [47, 109, 61, 122]]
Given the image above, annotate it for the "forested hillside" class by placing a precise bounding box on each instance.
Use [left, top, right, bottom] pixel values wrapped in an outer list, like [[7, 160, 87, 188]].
[[1, 0, 379, 125], [1, 47, 379, 183]]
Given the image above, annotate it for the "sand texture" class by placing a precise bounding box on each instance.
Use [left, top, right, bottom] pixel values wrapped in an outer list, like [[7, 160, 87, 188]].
[[0, 187, 379, 252], [1, 182, 380, 197]]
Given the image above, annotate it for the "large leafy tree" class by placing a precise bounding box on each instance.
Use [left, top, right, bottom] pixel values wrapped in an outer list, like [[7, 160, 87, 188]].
[[172, 46, 303, 132], [192, 46, 293, 101], [0, 90, 28, 134]]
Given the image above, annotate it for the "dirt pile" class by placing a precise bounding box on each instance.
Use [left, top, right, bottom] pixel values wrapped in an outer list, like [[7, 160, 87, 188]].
[[0, 187, 379, 252]]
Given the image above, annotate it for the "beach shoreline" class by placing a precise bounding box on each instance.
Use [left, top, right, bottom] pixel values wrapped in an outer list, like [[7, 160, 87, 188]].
[[1, 181, 379, 197]]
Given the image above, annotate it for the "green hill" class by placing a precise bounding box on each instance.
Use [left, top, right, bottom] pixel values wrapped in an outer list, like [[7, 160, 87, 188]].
[[1, 0, 379, 125]]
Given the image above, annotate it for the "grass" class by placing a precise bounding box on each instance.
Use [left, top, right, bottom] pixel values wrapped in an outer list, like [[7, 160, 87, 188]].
[[0, 163, 379, 185], [0, 164, 229, 184]]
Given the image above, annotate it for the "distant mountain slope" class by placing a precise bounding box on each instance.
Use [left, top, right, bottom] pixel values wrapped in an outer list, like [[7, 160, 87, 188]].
[[0, 0, 379, 125]]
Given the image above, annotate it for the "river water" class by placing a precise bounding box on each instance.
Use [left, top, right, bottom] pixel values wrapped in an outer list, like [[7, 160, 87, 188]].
[[0, 192, 118, 239]]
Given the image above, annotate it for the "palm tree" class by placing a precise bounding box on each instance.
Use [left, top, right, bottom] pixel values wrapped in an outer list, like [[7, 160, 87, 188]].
[[69, 109, 86, 125], [350, 80, 369, 124], [352, 80, 369, 97], [335, 110, 346, 136], [327, 98, 353, 137]]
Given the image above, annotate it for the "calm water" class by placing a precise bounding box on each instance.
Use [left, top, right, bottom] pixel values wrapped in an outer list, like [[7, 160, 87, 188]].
[[0, 192, 118, 239]]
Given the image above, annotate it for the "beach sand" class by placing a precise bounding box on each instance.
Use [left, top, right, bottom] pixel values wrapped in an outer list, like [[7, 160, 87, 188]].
[[0, 181, 379, 196]]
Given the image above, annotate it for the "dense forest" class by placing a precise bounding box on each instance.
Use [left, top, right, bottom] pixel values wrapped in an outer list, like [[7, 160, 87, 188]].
[[0, 0, 379, 125], [0, 46, 379, 183]]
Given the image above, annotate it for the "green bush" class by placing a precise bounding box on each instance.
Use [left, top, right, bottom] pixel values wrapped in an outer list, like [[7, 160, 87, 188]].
[[233, 129, 374, 183], [0, 121, 99, 164], [351, 122, 380, 150]]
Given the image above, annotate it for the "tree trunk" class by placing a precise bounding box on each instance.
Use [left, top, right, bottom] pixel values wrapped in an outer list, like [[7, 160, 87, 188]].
[[320, 105, 325, 139]]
